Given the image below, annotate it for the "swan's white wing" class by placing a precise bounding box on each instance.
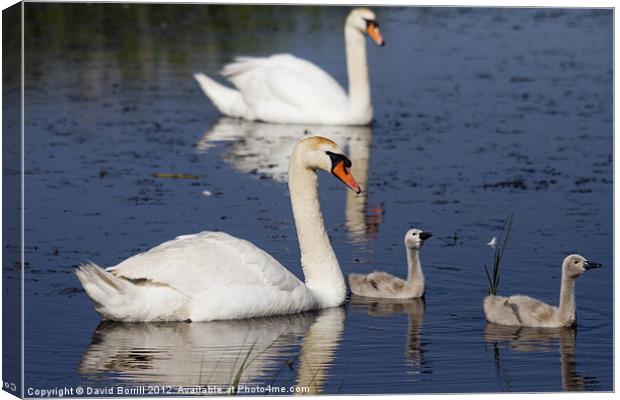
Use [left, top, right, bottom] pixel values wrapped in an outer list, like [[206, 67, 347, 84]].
[[222, 54, 349, 121], [107, 231, 303, 296]]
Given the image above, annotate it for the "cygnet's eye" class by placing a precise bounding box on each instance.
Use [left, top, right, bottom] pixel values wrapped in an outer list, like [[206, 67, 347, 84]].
[[574, 260, 579, 265], [412, 233, 417, 236]]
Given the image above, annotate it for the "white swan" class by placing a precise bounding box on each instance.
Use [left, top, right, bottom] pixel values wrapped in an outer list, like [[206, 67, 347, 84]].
[[75, 136, 361, 322], [193, 8, 384, 125], [483, 254, 601, 328], [348, 229, 432, 299]]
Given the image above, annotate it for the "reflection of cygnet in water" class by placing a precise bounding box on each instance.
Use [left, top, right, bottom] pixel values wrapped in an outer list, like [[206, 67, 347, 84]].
[[349, 229, 432, 299], [483, 323, 598, 391], [79, 307, 345, 393], [350, 296, 428, 370], [483, 254, 601, 328], [196, 117, 379, 242]]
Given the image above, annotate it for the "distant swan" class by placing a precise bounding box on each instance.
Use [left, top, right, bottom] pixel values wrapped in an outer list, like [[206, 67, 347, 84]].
[[483, 254, 601, 328], [75, 136, 361, 322], [193, 8, 384, 125], [348, 229, 432, 299]]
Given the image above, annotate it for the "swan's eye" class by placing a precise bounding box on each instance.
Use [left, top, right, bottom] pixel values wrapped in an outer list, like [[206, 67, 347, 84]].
[[412, 233, 417, 236], [574, 260, 579, 265], [325, 151, 352, 168], [364, 18, 379, 28]]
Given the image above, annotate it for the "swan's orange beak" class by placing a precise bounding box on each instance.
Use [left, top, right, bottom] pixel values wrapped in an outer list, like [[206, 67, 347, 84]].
[[332, 160, 361, 194], [366, 22, 385, 46]]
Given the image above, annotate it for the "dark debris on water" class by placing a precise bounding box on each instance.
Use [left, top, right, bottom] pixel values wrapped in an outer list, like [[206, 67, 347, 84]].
[[482, 179, 527, 190]]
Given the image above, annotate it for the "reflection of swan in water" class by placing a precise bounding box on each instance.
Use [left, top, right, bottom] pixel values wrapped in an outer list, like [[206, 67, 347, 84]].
[[483, 323, 599, 391], [196, 117, 382, 242], [295, 307, 346, 394], [349, 296, 430, 372], [79, 307, 345, 394]]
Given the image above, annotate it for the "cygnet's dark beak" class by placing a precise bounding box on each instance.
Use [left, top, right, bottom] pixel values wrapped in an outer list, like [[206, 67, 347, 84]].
[[420, 232, 433, 241], [584, 260, 602, 270]]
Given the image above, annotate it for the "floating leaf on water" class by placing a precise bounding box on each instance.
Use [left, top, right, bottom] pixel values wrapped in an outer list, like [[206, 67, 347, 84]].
[[152, 172, 199, 179]]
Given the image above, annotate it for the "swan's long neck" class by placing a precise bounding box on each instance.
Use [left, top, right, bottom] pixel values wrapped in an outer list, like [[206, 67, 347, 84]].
[[405, 248, 424, 288], [345, 26, 372, 122], [558, 271, 576, 326], [288, 152, 346, 308]]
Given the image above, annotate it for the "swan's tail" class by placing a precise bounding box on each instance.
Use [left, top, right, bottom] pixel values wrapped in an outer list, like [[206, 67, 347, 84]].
[[75, 263, 132, 309], [220, 56, 263, 78], [75, 263, 189, 322], [193, 72, 251, 119]]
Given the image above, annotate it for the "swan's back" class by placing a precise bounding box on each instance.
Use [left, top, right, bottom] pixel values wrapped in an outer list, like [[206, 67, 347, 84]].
[[222, 54, 349, 124], [109, 231, 302, 295]]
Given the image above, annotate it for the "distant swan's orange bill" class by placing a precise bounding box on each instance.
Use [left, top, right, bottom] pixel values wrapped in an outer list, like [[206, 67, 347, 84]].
[[367, 24, 385, 46], [332, 161, 361, 194]]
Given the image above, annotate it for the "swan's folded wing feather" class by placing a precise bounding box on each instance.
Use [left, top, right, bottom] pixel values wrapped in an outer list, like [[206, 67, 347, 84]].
[[529, 302, 556, 322], [508, 295, 556, 323], [366, 271, 403, 294], [223, 54, 348, 112], [107, 231, 303, 295]]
